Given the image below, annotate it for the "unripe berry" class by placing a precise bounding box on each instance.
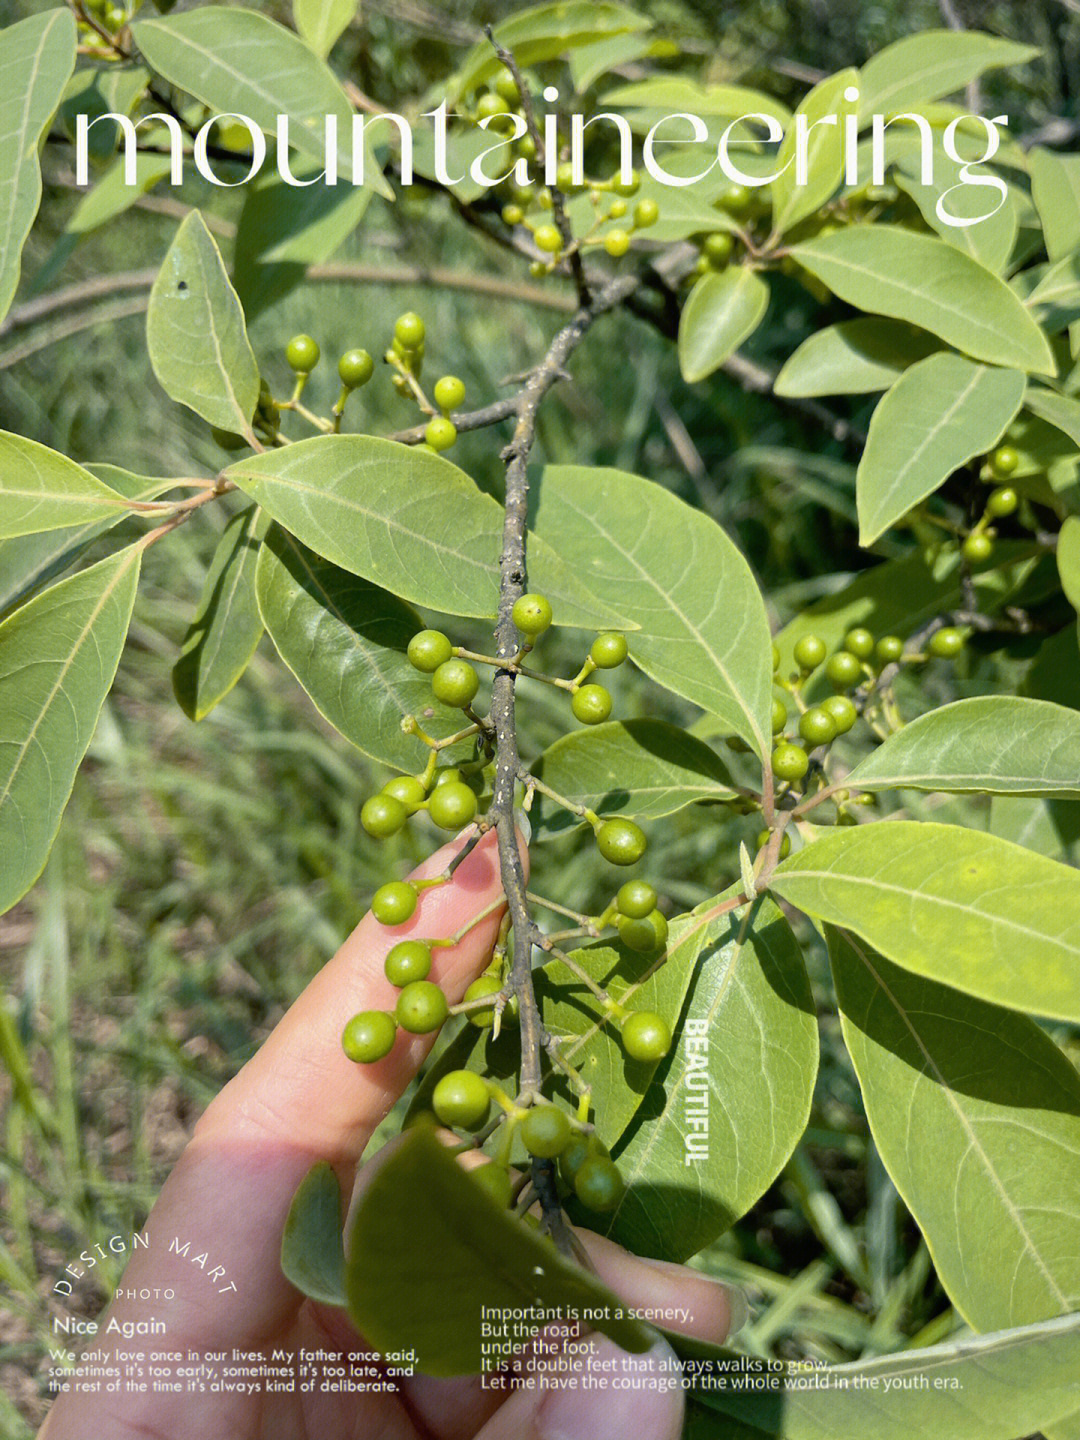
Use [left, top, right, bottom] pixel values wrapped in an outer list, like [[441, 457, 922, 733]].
[[502, 203, 525, 226], [604, 228, 631, 257], [427, 780, 477, 831], [590, 633, 628, 668], [621, 1010, 672, 1061], [396, 980, 448, 1034], [616, 879, 657, 919], [338, 348, 374, 388], [875, 635, 904, 665], [434, 375, 466, 413], [756, 829, 792, 859], [963, 531, 994, 564], [986, 486, 1017, 518], [433, 766, 464, 788], [608, 198, 628, 218], [612, 168, 641, 196], [929, 627, 964, 659], [989, 444, 1019, 479], [720, 184, 752, 217], [286, 334, 320, 373], [408, 629, 453, 672], [342, 1010, 396, 1063], [384, 940, 432, 986], [702, 231, 734, 264], [633, 198, 659, 228], [771, 696, 788, 733], [512, 592, 553, 635], [521, 1105, 572, 1158], [534, 223, 563, 253], [574, 1156, 624, 1211], [361, 793, 408, 838], [425, 416, 457, 451], [394, 312, 425, 348], [476, 91, 510, 122], [371, 881, 418, 926], [494, 70, 520, 104], [619, 909, 668, 953], [432, 1070, 490, 1129], [383, 775, 426, 814], [825, 650, 862, 689], [844, 627, 875, 660], [572, 684, 612, 725], [463, 974, 504, 1028], [793, 634, 827, 672], [772, 742, 809, 783], [555, 161, 578, 193], [799, 706, 837, 748], [822, 693, 858, 734], [596, 817, 647, 865], [432, 659, 479, 708]]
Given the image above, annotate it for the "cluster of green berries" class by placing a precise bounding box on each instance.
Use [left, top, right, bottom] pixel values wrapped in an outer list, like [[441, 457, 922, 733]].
[[80, 0, 129, 36], [407, 627, 481, 710], [284, 332, 376, 391], [362, 764, 479, 841], [962, 444, 1020, 564], [341, 939, 452, 1065], [611, 879, 668, 954]]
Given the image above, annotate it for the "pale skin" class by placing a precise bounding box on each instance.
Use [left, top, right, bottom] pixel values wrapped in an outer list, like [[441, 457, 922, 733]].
[[41, 829, 744, 1440]]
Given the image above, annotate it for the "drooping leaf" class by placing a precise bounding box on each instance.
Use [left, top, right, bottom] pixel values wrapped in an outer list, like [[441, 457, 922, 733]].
[[67, 152, 175, 236], [775, 318, 941, 397], [856, 353, 1026, 544], [790, 227, 1056, 375], [229, 437, 630, 629], [130, 7, 390, 196], [678, 267, 770, 383], [281, 1161, 346, 1305], [0, 431, 130, 539], [1029, 148, 1080, 263], [771, 69, 858, 236], [772, 821, 1080, 1025], [847, 697, 1080, 799], [451, 2, 651, 99], [293, 0, 358, 57], [1024, 386, 1080, 450], [857, 31, 1040, 122], [0, 545, 141, 916], [254, 525, 475, 770], [173, 505, 269, 721], [147, 212, 260, 437], [345, 1126, 653, 1375], [0, 10, 77, 325], [533, 719, 735, 835], [534, 465, 774, 757], [829, 927, 1080, 1331], [600, 898, 817, 1262]]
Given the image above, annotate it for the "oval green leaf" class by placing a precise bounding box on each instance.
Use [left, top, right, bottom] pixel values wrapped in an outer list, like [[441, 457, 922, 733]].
[[857, 353, 1026, 544], [829, 927, 1080, 1331], [535, 465, 774, 757], [679, 267, 770, 383], [775, 318, 942, 397], [0, 431, 131, 539], [0, 545, 141, 916], [345, 1126, 653, 1375], [772, 821, 1080, 1024], [293, 0, 358, 57], [771, 69, 858, 236], [1024, 386, 1080, 449], [1030, 148, 1080, 263], [789, 227, 1056, 375], [281, 1161, 346, 1306], [857, 32, 1040, 122]]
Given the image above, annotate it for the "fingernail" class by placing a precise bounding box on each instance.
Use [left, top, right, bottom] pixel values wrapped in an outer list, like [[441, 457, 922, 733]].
[[537, 1333, 682, 1440], [635, 1257, 749, 1338]]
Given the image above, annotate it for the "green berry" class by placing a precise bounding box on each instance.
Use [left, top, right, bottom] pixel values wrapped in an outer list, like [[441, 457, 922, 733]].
[[371, 881, 418, 926], [619, 909, 668, 953], [772, 643, 781, 672], [621, 1010, 672, 1062], [799, 706, 837, 748], [702, 231, 734, 264], [286, 334, 320, 373], [428, 780, 478, 831], [534, 223, 562, 253], [560, 1132, 602, 1186], [772, 742, 809, 783], [384, 940, 432, 987], [383, 775, 427, 814], [963, 531, 994, 564], [573, 1156, 624, 1212], [822, 694, 858, 734], [512, 592, 553, 636], [793, 634, 827, 672], [590, 633, 628, 668], [502, 203, 525, 226], [844, 627, 875, 660], [338, 348, 374, 388], [494, 70, 520, 104], [875, 635, 904, 665], [608, 198, 628, 218], [929, 627, 964, 659], [572, 684, 612, 725], [756, 829, 792, 859], [394, 312, 426, 348], [596, 817, 647, 865], [477, 91, 510, 122], [432, 659, 479, 708], [342, 1010, 396, 1064], [825, 650, 862, 689], [616, 879, 657, 919], [470, 1163, 513, 1206], [361, 793, 408, 839], [555, 160, 579, 193], [521, 1105, 572, 1159], [989, 444, 1019, 479], [408, 629, 453, 672], [771, 696, 788, 733], [612, 169, 641, 196], [986, 486, 1017, 518], [425, 416, 457, 451], [395, 980, 448, 1034], [633, 198, 659, 228], [720, 184, 752, 217], [604, 228, 631, 257], [433, 766, 465, 788], [432, 1070, 490, 1129], [433, 375, 466, 413], [464, 974, 503, 1028]]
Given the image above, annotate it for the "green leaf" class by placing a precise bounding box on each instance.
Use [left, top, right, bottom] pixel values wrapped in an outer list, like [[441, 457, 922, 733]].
[[847, 697, 1080, 799], [533, 719, 735, 836], [534, 465, 774, 757], [678, 267, 770, 383], [893, 156, 1018, 274], [856, 353, 1026, 544], [67, 152, 175, 237], [568, 32, 657, 93], [1060, 516, 1080, 616], [254, 525, 476, 770], [345, 1126, 653, 1375], [0, 431, 131, 539], [601, 898, 817, 1262], [599, 77, 792, 128], [228, 437, 629, 629], [58, 61, 149, 163], [1027, 254, 1080, 339], [293, 0, 357, 57], [790, 227, 1056, 375], [130, 7, 389, 197], [1030, 148, 1080, 262], [173, 505, 269, 722], [775, 318, 941, 397], [696, 1311, 1080, 1440], [1024, 386, 1080, 450], [990, 795, 1080, 865], [857, 31, 1040, 122], [772, 821, 1080, 1025], [829, 927, 1080, 1330], [451, 2, 651, 99], [281, 1161, 346, 1306], [147, 212, 260, 437], [771, 69, 858, 236], [0, 545, 141, 917], [0, 10, 77, 325]]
